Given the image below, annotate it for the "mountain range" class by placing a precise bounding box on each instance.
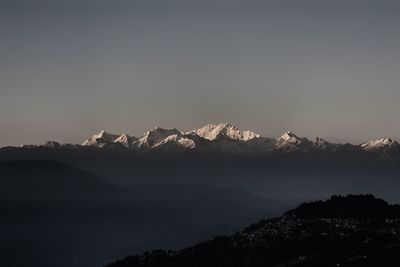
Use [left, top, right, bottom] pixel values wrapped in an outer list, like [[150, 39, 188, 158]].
[[15, 123, 400, 156]]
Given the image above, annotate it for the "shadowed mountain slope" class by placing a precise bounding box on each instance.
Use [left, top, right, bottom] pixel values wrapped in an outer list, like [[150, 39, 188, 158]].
[[0, 160, 285, 267], [106, 194, 400, 267]]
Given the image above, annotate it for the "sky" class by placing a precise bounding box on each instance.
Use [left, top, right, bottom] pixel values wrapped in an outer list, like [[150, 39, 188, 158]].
[[1, 0, 400, 146]]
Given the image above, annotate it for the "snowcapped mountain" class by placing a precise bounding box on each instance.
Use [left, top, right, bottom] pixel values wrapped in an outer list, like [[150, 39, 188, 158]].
[[82, 130, 137, 148], [190, 123, 260, 141], [113, 133, 137, 148], [274, 133, 342, 153], [188, 123, 275, 154], [134, 127, 185, 149], [82, 130, 120, 147], [361, 137, 400, 154], [12, 123, 400, 158], [152, 134, 197, 151], [274, 131, 312, 153], [138, 129, 213, 151], [78, 123, 275, 153]]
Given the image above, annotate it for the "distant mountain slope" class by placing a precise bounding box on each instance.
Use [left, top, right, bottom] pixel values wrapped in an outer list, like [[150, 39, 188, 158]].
[[0, 160, 285, 267], [106, 194, 400, 267], [0, 160, 111, 195]]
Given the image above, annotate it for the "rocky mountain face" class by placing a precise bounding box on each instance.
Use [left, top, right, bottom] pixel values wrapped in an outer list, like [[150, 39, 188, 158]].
[[106, 194, 400, 267]]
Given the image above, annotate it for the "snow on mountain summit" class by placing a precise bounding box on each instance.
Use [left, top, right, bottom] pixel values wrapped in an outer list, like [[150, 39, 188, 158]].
[[20, 124, 400, 157], [152, 134, 197, 151], [190, 123, 260, 141], [135, 127, 183, 149], [82, 130, 120, 147], [113, 133, 137, 148], [361, 137, 400, 153], [276, 131, 303, 145], [82, 130, 137, 148], [274, 131, 311, 152], [279, 131, 299, 141]]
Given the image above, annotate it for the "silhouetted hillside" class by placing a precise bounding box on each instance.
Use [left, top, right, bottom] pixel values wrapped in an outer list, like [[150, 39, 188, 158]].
[[286, 194, 400, 219], [0, 160, 285, 267], [107, 195, 400, 267]]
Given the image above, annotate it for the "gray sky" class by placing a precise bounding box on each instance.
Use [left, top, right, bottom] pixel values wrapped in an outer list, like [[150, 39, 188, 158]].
[[2, 0, 400, 146]]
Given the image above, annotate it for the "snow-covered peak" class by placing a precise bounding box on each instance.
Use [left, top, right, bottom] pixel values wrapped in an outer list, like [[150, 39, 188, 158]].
[[94, 130, 114, 140], [82, 130, 120, 147], [361, 137, 400, 152], [153, 134, 197, 150], [135, 127, 183, 149], [113, 133, 137, 148], [275, 131, 310, 152], [276, 131, 305, 145], [190, 123, 260, 141], [279, 131, 299, 142]]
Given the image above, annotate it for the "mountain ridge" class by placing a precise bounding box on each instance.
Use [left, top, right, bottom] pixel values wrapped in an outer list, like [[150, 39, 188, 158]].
[[10, 123, 400, 157]]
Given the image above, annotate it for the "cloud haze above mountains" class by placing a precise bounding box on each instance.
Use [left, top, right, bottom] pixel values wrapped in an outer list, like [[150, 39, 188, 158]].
[[2, 0, 400, 146]]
